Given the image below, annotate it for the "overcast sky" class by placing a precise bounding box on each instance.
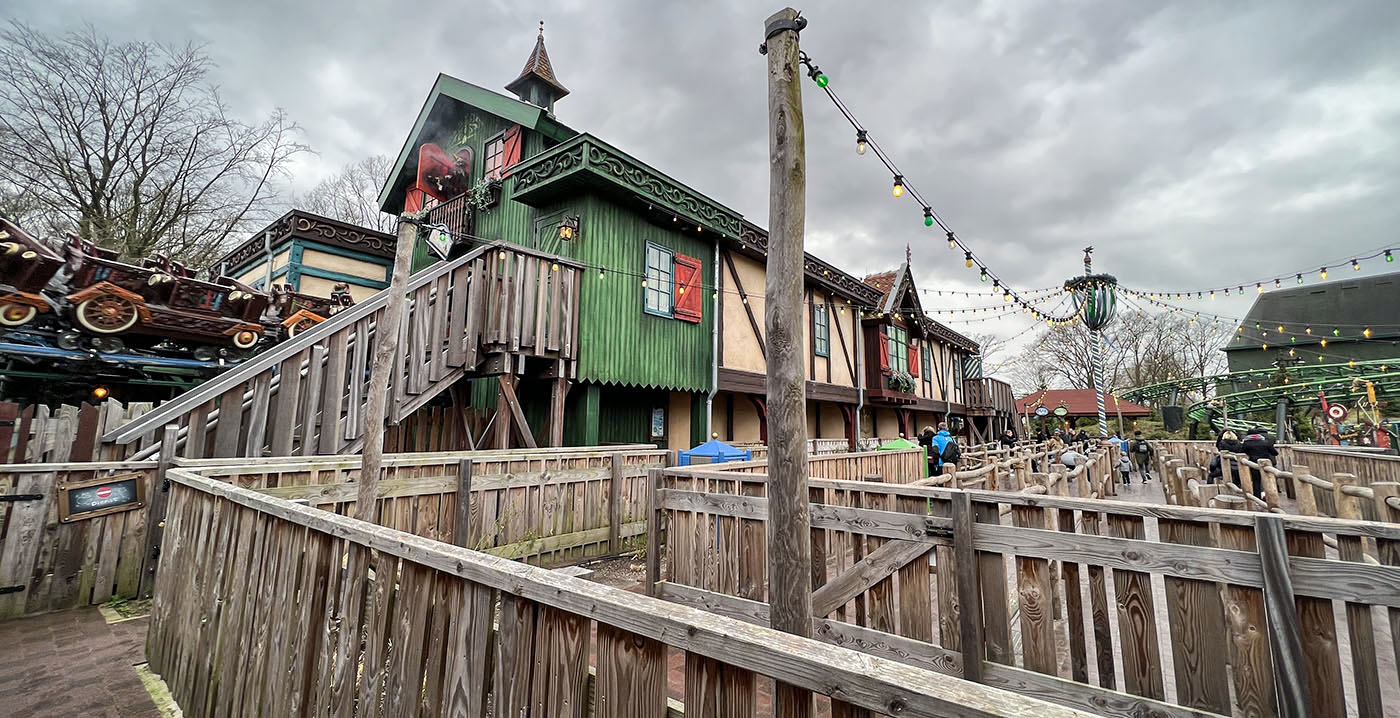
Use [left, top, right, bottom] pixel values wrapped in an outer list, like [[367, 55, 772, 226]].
[[8, 0, 1400, 344]]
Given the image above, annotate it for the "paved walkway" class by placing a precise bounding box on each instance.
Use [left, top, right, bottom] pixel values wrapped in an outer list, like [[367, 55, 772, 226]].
[[0, 609, 161, 718]]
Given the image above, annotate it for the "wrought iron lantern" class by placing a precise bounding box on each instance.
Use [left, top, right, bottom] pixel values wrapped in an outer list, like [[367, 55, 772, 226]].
[[557, 215, 580, 242]]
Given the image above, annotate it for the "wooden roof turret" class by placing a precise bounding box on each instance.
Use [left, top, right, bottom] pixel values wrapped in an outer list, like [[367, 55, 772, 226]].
[[505, 22, 569, 113]]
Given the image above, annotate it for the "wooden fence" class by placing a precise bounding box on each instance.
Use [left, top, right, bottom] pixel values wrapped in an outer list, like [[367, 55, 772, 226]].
[[650, 465, 1400, 718], [0, 400, 156, 464], [186, 446, 667, 565], [0, 445, 662, 619], [714, 447, 928, 482], [147, 467, 1088, 718]]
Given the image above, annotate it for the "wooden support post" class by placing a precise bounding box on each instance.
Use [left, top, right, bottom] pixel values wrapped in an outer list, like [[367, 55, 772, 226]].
[[1332, 472, 1383, 717], [764, 8, 812, 716], [608, 453, 624, 554], [548, 376, 569, 447], [497, 374, 537, 449], [1256, 517, 1310, 718], [645, 468, 663, 597], [1258, 458, 1281, 511], [1292, 465, 1317, 515], [950, 492, 984, 683], [357, 218, 417, 521], [453, 459, 473, 548], [139, 423, 180, 599]]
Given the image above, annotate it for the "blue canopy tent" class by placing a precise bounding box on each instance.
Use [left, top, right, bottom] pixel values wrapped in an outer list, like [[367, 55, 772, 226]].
[[677, 438, 753, 466]]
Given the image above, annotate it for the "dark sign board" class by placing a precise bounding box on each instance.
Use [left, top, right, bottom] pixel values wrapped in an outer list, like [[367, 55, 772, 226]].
[[58, 473, 145, 522]]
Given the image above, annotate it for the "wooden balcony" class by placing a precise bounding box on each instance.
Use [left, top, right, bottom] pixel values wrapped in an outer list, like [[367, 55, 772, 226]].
[[423, 191, 476, 247], [965, 376, 1016, 415]]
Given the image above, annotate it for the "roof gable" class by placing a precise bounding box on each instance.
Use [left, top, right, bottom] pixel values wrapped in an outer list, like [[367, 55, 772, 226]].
[[377, 73, 577, 212]]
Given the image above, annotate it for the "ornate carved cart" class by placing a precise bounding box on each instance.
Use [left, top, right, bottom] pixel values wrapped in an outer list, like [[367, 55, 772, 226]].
[[59, 238, 270, 357], [0, 218, 65, 328], [266, 282, 355, 339]]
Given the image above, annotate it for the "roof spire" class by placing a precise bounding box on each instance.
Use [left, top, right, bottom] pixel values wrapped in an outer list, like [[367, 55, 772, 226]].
[[905, 243, 912, 267], [506, 21, 569, 112]]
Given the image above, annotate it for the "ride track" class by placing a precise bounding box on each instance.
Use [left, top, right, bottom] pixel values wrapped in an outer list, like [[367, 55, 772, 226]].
[[1120, 358, 1400, 431]]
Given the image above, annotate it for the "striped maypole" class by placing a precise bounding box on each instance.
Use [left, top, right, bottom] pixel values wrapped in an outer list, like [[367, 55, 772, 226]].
[[1083, 248, 1109, 438]]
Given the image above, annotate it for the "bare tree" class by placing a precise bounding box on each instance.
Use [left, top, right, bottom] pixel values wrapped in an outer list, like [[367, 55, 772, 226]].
[[0, 23, 309, 267], [296, 155, 395, 232], [967, 331, 1012, 375]]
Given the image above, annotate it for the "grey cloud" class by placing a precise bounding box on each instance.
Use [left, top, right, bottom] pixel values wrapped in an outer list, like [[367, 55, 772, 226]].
[[7, 0, 1399, 336]]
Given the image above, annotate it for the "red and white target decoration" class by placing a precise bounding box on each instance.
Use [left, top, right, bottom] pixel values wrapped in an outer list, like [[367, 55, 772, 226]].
[[1327, 404, 1349, 422]]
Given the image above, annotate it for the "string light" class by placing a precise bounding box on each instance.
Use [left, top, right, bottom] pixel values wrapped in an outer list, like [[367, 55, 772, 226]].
[[855, 129, 868, 156], [1352, 259, 1360, 271], [892, 175, 904, 198], [964, 252, 974, 269], [1275, 279, 1281, 289], [1297, 273, 1304, 284], [1388, 250, 1394, 263], [1320, 267, 1328, 280], [946, 232, 956, 250], [923, 206, 933, 227], [1256, 283, 1262, 293]]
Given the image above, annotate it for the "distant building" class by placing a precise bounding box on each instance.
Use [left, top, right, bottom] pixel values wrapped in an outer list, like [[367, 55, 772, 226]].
[[1223, 271, 1400, 373]]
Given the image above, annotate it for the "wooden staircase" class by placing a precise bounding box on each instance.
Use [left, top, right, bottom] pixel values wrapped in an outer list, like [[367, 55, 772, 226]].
[[105, 241, 582, 458]]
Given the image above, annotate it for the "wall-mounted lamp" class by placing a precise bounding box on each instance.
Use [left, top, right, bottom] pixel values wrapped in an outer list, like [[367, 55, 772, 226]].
[[558, 215, 580, 242]]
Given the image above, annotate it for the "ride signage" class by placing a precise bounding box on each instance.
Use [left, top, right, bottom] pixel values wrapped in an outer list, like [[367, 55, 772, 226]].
[[58, 473, 145, 522]]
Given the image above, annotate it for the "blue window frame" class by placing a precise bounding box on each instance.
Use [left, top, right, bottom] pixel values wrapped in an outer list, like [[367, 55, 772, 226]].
[[813, 303, 830, 357], [644, 242, 674, 317]]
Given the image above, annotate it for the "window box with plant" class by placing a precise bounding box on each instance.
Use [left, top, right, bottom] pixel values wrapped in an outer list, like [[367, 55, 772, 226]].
[[886, 369, 916, 394]]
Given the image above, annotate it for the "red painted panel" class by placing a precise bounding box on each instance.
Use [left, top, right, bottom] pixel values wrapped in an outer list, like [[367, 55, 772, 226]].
[[501, 125, 523, 174], [673, 253, 703, 323]]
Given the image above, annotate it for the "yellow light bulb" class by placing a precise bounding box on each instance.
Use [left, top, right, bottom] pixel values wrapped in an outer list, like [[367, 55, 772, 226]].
[[892, 183, 903, 198]]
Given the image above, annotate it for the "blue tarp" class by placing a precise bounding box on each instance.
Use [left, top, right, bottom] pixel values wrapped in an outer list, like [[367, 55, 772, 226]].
[[677, 438, 752, 466]]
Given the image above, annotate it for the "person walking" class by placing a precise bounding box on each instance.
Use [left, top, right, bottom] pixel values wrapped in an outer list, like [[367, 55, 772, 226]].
[[918, 426, 937, 476], [999, 429, 1016, 449], [1129, 431, 1154, 482], [931, 422, 961, 474]]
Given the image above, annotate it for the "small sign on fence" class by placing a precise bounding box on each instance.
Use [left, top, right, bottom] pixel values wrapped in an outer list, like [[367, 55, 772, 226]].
[[58, 473, 145, 522]]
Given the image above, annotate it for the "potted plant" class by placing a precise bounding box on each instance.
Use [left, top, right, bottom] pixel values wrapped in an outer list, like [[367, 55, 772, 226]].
[[887, 370, 916, 394]]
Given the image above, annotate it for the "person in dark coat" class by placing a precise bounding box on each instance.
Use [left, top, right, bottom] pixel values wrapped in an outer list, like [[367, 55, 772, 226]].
[[1208, 431, 1243, 483], [918, 426, 937, 475], [1240, 427, 1278, 499], [999, 429, 1016, 449]]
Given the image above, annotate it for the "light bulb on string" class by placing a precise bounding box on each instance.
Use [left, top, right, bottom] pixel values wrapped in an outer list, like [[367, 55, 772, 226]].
[[964, 251, 973, 268], [1387, 250, 1394, 263], [892, 175, 904, 198], [1274, 279, 1281, 289], [1352, 259, 1360, 271], [1297, 274, 1304, 284], [1320, 267, 1328, 280], [855, 129, 868, 156], [980, 269, 988, 282], [923, 207, 933, 227], [1256, 283, 1262, 293], [946, 232, 956, 250]]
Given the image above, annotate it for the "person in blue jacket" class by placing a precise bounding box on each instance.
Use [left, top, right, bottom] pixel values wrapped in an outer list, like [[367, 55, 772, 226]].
[[930, 422, 961, 472]]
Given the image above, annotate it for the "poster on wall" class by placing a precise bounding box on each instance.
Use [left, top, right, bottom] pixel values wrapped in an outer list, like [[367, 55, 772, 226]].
[[650, 407, 666, 439], [59, 473, 145, 522]]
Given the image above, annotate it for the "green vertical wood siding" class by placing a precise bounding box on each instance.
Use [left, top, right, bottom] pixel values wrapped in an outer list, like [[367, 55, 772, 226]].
[[574, 195, 714, 392]]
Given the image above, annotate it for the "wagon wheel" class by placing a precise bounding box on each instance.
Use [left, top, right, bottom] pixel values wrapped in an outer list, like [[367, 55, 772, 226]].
[[286, 316, 320, 338], [75, 293, 140, 334], [230, 328, 260, 349], [0, 302, 37, 327]]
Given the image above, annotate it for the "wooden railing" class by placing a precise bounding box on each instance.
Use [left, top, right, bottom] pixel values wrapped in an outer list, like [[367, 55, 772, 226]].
[[714, 447, 929, 482], [104, 241, 582, 459], [650, 465, 1400, 717], [147, 468, 1090, 718], [965, 377, 1016, 413], [423, 191, 474, 246], [0, 445, 659, 619]]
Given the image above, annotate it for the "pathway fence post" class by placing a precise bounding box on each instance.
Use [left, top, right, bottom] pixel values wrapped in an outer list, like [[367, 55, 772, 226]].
[[1256, 516, 1309, 718], [139, 423, 179, 599]]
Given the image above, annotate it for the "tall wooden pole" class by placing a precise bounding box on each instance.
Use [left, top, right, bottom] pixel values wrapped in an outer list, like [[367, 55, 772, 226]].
[[357, 217, 417, 521], [762, 8, 813, 716]]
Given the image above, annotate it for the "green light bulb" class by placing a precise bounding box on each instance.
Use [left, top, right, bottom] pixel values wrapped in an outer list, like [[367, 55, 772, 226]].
[[924, 215, 934, 227], [815, 73, 829, 88]]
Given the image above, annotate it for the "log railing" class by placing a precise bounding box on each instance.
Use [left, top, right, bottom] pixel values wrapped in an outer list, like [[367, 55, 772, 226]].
[[147, 467, 1090, 718], [651, 465, 1400, 717], [104, 241, 583, 459]]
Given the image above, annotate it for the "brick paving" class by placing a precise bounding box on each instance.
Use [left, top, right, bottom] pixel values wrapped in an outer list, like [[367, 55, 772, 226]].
[[0, 609, 161, 718]]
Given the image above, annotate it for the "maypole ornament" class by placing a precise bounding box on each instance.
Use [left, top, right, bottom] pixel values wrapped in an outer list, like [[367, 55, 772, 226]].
[[1064, 247, 1119, 438]]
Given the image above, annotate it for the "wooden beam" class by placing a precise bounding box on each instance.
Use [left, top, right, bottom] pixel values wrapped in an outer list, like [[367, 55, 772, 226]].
[[548, 377, 570, 447], [809, 538, 929, 618], [358, 219, 417, 520], [1257, 516, 1309, 718], [138, 424, 179, 599], [721, 249, 766, 360], [764, 16, 814, 716], [951, 492, 985, 683], [497, 374, 537, 449], [453, 458, 473, 548]]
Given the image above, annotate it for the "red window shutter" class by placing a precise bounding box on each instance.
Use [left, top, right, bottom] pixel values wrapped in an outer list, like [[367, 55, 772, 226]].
[[878, 331, 890, 370], [908, 340, 919, 377], [501, 125, 524, 174], [404, 188, 426, 213], [673, 253, 703, 323]]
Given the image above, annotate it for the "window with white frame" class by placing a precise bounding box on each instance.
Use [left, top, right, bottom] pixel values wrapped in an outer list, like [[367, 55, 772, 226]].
[[644, 242, 674, 316], [813, 303, 830, 357], [888, 326, 908, 374]]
